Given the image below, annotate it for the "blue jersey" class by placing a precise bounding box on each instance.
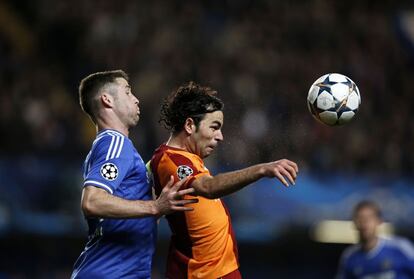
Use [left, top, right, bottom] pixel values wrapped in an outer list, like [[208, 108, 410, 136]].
[[337, 237, 414, 279], [72, 129, 157, 279]]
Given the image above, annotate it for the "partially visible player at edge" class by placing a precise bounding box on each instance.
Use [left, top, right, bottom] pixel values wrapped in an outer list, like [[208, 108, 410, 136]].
[[71, 70, 197, 279], [149, 82, 299, 279], [336, 200, 414, 279]]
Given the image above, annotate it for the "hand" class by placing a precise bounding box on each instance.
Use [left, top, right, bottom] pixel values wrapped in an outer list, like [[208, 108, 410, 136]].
[[154, 176, 198, 216], [262, 159, 299, 187]]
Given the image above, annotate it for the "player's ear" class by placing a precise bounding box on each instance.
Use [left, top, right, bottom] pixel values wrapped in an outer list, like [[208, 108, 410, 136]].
[[101, 93, 114, 108], [184, 118, 195, 134]]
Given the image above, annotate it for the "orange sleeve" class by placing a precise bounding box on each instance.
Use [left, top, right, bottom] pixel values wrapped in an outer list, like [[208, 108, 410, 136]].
[[156, 151, 209, 190]]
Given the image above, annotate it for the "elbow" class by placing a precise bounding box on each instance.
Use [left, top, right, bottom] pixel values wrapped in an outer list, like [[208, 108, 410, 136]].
[[81, 197, 99, 218], [204, 190, 220, 199], [81, 186, 107, 218], [192, 176, 221, 199], [196, 185, 219, 199]]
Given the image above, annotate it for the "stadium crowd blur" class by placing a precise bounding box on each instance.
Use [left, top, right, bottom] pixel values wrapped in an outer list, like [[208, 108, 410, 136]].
[[3, 0, 414, 172], [1, 0, 414, 278]]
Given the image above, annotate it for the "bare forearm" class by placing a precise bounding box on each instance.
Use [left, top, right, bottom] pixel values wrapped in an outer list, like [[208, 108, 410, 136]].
[[82, 189, 157, 218], [197, 164, 265, 198], [82, 180, 198, 219], [195, 159, 299, 199]]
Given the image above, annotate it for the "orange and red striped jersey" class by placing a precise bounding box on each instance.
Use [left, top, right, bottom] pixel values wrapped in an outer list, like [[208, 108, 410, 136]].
[[150, 144, 240, 279]]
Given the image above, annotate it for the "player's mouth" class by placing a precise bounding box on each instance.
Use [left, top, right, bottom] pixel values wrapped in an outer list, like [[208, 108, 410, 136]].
[[207, 145, 216, 150]]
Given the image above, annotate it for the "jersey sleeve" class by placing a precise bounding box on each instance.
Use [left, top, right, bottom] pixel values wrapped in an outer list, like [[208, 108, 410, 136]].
[[395, 237, 414, 275], [83, 135, 133, 194], [154, 151, 209, 192], [335, 247, 355, 279]]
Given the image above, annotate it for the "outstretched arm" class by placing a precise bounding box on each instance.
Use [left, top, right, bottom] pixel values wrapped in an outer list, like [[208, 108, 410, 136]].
[[82, 176, 198, 218], [192, 159, 298, 199]]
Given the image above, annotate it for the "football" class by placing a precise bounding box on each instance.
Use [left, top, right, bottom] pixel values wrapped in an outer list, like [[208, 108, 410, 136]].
[[307, 73, 361, 126]]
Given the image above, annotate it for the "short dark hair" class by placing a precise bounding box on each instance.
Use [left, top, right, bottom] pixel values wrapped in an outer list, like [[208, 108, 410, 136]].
[[79, 70, 129, 120], [160, 81, 224, 133], [353, 200, 382, 219]]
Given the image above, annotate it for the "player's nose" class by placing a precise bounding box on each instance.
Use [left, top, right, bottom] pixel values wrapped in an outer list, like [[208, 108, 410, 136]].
[[216, 130, 223, 141], [134, 95, 139, 105]]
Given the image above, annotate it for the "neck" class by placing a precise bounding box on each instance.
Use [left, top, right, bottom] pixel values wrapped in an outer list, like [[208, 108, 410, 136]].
[[166, 133, 191, 152], [361, 236, 379, 252], [95, 115, 129, 137]]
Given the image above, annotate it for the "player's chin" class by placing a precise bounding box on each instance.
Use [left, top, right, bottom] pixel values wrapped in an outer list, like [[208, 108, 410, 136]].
[[129, 118, 139, 128], [359, 231, 373, 240], [203, 147, 214, 157]]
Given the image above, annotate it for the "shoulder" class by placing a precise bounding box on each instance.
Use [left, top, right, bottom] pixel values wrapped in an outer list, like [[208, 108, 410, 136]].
[[92, 130, 133, 160], [383, 236, 414, 259], [151, 145, 208, 185], [337, 244, 360, 278], [340, 244, 361, 263], [152, 145, 199, 169]]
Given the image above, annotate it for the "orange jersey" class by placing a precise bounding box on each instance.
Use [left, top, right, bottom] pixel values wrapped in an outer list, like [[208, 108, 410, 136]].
[[151, 144, 239, 279]]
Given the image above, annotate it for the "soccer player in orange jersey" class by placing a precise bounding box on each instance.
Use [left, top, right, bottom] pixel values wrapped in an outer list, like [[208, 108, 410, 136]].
[[150, 82, 299, 279]]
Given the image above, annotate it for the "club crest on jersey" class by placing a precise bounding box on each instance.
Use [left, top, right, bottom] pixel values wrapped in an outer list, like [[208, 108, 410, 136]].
[[177, 165, 193, 180], [100, 163, 119, 181]]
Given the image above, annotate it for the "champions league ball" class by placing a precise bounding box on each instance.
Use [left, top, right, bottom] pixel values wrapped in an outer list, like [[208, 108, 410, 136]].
[[307, 73, 361, 126]]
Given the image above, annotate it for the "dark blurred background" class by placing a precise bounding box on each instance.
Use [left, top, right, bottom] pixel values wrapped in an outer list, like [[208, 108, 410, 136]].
[[1, 0, 414, 278]]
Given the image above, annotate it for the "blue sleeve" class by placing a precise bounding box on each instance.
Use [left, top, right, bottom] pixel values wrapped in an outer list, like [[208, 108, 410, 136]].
[[83, 134, 133, 194], [397, 238, 414, 275], [336, 249, 355, 279]]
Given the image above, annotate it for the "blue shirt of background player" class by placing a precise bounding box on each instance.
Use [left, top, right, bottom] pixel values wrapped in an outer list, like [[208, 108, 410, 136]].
[[337, 236, 414, 279], [72, 129, 156, 279]]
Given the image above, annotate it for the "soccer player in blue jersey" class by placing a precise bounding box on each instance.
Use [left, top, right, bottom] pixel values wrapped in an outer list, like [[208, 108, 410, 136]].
[[71, 70, 198, 279], [336, 200, 414, 279]]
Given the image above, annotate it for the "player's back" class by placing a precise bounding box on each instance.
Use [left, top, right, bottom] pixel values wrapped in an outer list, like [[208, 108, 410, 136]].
[[72, 129, 156, 279]]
